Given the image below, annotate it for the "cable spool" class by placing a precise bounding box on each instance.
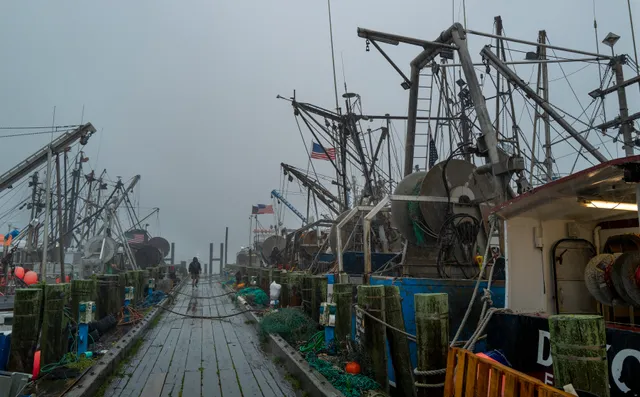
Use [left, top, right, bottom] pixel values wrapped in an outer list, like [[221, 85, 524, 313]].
[[390, 171, 428, 244], [300, 230, 320, 257], [134, 245, 163, 269], [262, 235, 286, 264], [610, 253, 640, 307], [83, 235, 117, 264], [616, 252, 640, 307], [418, 159, 493, 236], [148, 237, 171, 258], [584, 253, 622, 306], [237, 251, 249, 266]]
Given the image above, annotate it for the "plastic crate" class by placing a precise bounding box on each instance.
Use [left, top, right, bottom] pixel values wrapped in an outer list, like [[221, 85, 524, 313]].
[[0, 370, 30, 397]]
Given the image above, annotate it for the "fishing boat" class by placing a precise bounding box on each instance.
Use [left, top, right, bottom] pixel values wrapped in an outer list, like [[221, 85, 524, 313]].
[[238, 5, 640, 395]]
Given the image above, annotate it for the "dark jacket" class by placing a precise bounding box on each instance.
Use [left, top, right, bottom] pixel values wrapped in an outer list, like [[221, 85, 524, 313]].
[[188, 259, 202, 274]]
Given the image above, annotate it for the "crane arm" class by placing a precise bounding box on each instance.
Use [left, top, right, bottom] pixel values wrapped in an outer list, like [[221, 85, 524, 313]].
[[0, 123, 96, 193], [271, 190, 306, 223]]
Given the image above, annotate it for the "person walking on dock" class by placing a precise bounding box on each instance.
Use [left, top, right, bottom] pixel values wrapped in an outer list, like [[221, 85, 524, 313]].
[[188, 257, 202, 288]]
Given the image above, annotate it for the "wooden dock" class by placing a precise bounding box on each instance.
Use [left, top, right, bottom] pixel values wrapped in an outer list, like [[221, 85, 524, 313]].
[[101, 278, 296, 397]]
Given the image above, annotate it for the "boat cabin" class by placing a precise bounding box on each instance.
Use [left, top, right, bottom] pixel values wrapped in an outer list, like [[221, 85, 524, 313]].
[[493, 155, 640, 319]]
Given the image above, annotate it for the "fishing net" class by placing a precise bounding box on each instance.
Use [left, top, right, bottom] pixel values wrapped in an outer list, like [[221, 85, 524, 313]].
[[298, 331, 380, 397], [236, 287, 269, 306], [259, 307, 318, 344], [306, 352, 380, 397], [139, 290, 166, 308]]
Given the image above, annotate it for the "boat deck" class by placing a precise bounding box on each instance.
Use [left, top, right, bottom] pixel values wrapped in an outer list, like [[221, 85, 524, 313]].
[[101, 278, 296, 397]]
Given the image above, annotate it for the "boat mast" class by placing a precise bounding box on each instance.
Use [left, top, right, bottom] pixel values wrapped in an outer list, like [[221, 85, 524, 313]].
[[326, 0, 345, 209]]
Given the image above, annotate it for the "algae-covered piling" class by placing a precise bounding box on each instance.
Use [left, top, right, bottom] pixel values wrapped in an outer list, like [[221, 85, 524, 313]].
[[311, 276, 327, 323], [41, 283, 71, 366], [71, 279, 97, 322], [415, 293, 448, 397], [357, 285, 388, 390], [9, 288, 43, 373], [333, 283, 354, 343], [384, 285, 416, 397], [549, 314, 609, 397]]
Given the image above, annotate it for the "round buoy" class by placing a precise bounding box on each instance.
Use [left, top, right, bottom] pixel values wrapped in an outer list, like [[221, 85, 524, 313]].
[[24, 271, 38, 285], [14, 266, 25, 280], [56, 277, 61, 284], [33, 350, 41, 379], [345, 361, 361, 374], [65, 275, 70, 283]]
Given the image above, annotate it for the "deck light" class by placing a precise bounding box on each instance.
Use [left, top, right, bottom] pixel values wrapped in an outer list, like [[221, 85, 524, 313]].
[[582, 200, 638, 211]]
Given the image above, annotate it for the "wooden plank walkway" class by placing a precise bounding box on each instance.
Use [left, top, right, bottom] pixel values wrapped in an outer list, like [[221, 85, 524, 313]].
[[102, 278, 296, 397]]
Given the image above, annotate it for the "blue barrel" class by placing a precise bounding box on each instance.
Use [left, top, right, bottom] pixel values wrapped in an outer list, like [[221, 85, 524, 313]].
[[0, 331, 11, 371]]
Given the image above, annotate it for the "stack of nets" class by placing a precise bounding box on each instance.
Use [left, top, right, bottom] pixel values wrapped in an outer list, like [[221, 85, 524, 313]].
[[259, 307, 318, 344], [236, 287, 269, 306], [305, 352, 380, 397]]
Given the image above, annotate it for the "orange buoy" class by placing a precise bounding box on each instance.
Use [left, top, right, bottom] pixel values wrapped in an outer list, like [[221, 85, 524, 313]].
[[65, 275, 71, 283], [14, 266, 25, 279], [24, 271, 38, 285], [345, 361, 361, 374], [33, 350, 41, 379], [55, 277, 61, 284]]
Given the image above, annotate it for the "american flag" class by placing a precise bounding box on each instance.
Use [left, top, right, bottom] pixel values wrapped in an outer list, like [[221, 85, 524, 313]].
[[252, 204, 274, 215], [311, 142, 336, 161], [428, 138, 439, 168], [128, 233, 145, 244]]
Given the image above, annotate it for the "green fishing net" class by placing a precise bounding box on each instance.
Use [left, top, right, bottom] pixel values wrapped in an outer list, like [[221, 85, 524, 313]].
[[306, 352, 380, 397], [258, 307, 318, 344], [235, 287, 269, 306]]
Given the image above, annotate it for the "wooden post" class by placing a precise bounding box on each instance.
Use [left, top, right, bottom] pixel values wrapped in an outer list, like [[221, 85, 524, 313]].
[[333, 283, 354, 343], [302, 275, 313, 316], [55, 154, 66, 281], [280, 272, 290, 307], [549, 314, 609, 397], [97, 275, 120, 318], [9, 288, 43, 373], [71, 279, 97, 322], [384, 286, 416, 397], [289, 272, 303, 307], [41, 283, 71, 366], [357, 285, 388, 390], [415, 293, 449, 397], [311, 276, 328, 322]]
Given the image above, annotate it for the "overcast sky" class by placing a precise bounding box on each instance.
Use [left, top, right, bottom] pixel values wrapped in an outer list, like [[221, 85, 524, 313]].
[[0, 0, 638, 264]]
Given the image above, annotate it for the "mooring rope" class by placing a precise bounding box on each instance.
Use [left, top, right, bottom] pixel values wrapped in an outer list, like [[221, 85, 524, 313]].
[[353, 304, 417, 342], [156, 305, 261, 320]]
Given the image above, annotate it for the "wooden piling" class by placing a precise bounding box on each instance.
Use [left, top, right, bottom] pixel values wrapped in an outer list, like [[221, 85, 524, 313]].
[[141, 270, 151, 298], [97, 275, 120, 318], [356, 285, 388, 390], [333, 283, 354, 343], [288, 272, 304, 307], [302, 275, 313, 316], [414, 293, 449, 397], [41, 283, 71, 366], [311, 276, 327, 322], [549, 314, 609, 397], [71, 279, 97, 323], [9, 288, 43, 373], [280, 272, 290, 307], [384, 286, 416, 397]]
